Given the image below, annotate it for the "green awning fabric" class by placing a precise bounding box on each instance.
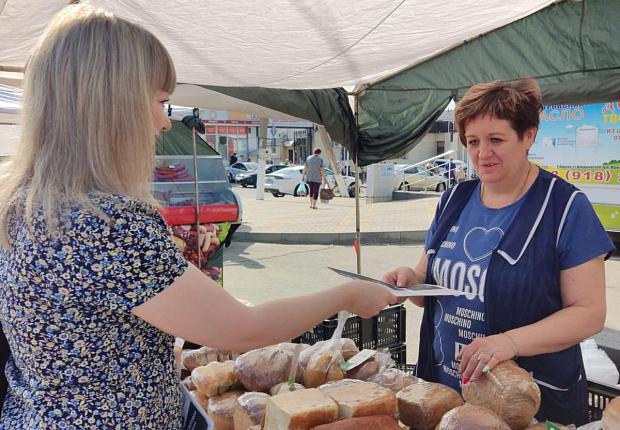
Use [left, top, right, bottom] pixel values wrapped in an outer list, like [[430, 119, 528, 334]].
[[156, 120, 220, 156], [163, 0, 619, 167], [201, 85, 359, 156], [355, 0, 620, 165]]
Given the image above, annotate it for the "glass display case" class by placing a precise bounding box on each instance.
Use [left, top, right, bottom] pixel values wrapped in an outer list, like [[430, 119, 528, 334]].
[[153, 120, 240, 285]]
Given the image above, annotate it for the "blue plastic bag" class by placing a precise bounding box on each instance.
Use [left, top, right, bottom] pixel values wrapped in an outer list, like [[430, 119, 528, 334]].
[[297, 181, 308, 196]]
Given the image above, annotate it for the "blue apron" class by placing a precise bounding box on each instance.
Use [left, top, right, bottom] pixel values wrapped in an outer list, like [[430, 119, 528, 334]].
[[418, 169, 598, 425]]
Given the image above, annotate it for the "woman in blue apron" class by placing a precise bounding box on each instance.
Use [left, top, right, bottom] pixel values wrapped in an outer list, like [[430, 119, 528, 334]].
[[384, 79, 615, 425]]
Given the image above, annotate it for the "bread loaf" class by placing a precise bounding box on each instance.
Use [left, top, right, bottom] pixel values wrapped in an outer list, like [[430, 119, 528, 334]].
[[189, 390, 209, 411], [182, 375, 196, 391], [525, 423, 568, 430], [345, 358, 381, 381], [396, 381, 464, 430], [191, 360, 238, 398], [603, 396, 620, 430], [311, 415, 402, 430], [182, 346, 218, 371], [207, 390, 244, 430], [371, 368, 419, 392], [233, 391, 270, 430], [322, 380, 398, 419], [270, 382, 306, 395], [299, 339, 359, 369], [462, 360, 541, 430], [235, 348, 302, 393], [278, 342, 310, 355], [318, 379, 362, 393], [345, 349, 395, 382], [304, 350, 345, 388], [437, 403, 511, 430], [263, 388, 339, 430]]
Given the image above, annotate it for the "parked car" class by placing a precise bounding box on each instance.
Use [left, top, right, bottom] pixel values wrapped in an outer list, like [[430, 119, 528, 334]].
[[264, 165, 360, 197], [236, 164, 288, 187], [432, 158, 468, 175], [227, 162, 258, 182], [396, 165, 448, 192]]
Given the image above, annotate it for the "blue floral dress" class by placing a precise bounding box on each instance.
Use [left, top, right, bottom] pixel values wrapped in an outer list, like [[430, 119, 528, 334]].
[[0, 193, 187, 429]]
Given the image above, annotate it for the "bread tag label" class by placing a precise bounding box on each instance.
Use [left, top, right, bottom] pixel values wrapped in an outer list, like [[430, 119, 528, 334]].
[[340, 349, 375, 371]]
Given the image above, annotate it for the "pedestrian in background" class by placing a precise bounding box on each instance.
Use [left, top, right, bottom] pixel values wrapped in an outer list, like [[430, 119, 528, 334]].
[[229, 152, 238, 165], [446, 157, 457, 187], [303, 148, 326, 209]]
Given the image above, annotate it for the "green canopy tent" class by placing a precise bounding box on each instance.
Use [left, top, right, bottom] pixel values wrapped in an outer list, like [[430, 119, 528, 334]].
[[206, 0, 620, 165]]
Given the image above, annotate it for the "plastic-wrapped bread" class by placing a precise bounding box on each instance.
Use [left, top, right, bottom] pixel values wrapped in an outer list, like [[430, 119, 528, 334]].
[[603, 397, 620, 430], [191, 360, 239, 398], [189, 390, 209, 412], [182, 375, 196, 391], [311, 415, 402, 430], [345, 349, 395, 382], [233, 391, 271, 430], [235, 347, 302, 393], [321, 380, 398, 419], [370, 368, 419, 392], [278, 342, 310, 355], [303, 338, 360, 388], [345, 358, 380, 381], [437, 404, 511, 430], [270, 382, 306, 395], [525, 423, 569, 429], [304, 350, 346, 388], [207, 390, 245, 430], [299, 339, 359, 369], [462, 360, 541, 430], [182, 346, 219, 371], [263, 388, 339, 430], [396, 381, 464, 430]]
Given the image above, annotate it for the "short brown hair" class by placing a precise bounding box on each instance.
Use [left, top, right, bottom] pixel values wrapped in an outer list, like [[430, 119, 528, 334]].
[[313, 148, 322, 154], [455, 79, 543, 146]]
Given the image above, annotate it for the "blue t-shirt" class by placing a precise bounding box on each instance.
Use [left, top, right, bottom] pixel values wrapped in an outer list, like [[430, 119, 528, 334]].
[[425, 183, 614, 391]]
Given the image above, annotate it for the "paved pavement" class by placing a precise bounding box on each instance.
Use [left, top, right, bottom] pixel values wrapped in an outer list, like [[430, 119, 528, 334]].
[[232, 185, 438, 244], [224, 185, 620, 362]]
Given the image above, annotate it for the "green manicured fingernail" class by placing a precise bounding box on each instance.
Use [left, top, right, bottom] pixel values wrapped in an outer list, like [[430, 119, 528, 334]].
[[483, 365, 490, 373]]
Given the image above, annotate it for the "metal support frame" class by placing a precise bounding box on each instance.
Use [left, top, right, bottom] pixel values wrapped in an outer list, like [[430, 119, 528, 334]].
[[354, 95, 362, 274]]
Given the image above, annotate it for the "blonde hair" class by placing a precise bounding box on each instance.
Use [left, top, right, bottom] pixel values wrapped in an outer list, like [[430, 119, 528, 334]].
[[0, 4, 176, 247]]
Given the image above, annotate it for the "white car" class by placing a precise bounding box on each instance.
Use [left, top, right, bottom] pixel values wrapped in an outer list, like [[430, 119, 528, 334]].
[[227, 162, 258, 182], [264, 165, 360, 198], [395, 165, 448, 192]]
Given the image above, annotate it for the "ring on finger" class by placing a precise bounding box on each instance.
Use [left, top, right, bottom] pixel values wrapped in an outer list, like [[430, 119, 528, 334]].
[[476, 351, 492, 362]]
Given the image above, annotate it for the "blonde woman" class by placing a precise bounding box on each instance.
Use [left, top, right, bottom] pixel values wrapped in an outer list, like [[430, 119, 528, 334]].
[[0, 5, 396, 429]]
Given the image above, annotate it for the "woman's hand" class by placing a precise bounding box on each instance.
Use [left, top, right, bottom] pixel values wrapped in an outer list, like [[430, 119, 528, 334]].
[[383, 266, 421, 287], [456, 333, 519, 384], [383, 266, 424, 306], [341, 280, 398, 318]]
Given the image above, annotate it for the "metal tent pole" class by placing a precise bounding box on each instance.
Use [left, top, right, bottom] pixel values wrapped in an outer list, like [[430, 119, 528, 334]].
[[354, 95, 362, 274], [354, 156, 361, 274], [192, 127, 202, 270]]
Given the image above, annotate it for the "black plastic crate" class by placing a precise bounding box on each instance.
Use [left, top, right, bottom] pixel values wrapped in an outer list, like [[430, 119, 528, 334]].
[[396, 364, 619, 423], [388, 343, 407, 365], [588, 380, 619, 421], [292, 305, 406, 350]]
